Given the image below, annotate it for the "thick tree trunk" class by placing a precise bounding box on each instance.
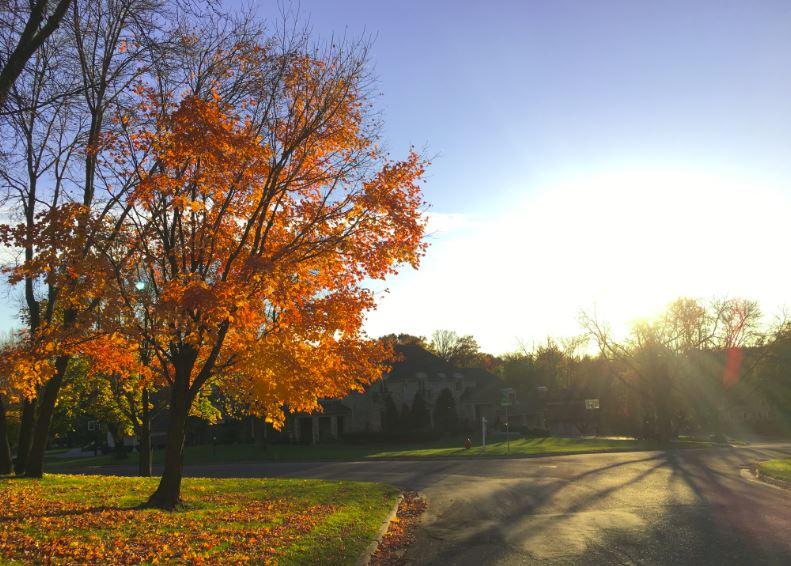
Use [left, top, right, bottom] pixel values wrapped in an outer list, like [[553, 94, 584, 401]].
[[138, 388, 152, 477], [25, 355, 69, 478], [0, 397, 13, 475], [14, 398, 36, 475], [145, 382, 190, 509]]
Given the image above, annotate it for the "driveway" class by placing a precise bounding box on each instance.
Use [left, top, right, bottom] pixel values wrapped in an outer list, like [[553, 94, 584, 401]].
[[179, 444, 791, 565]]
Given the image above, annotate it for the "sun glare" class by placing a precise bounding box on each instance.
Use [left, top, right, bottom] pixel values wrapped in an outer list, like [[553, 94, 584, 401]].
[[367, 167, 791, 352]]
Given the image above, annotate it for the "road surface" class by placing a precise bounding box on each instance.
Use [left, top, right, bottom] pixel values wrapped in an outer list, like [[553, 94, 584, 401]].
[[176, 444, 791, 565]]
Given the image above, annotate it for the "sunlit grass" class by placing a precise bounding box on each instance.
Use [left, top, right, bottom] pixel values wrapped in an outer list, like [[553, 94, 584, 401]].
[[368, 436, 716, 458], [757, 458, 791, 483], [0, 475, 398, 565]]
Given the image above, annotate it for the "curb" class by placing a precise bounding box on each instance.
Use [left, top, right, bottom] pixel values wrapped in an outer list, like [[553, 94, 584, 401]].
[[357, 492, 404, 566], [746, 464, 791, 491]]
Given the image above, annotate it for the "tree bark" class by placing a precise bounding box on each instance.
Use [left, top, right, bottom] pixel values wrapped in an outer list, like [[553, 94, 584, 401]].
[[14, 398, 36, 475], [0, 397, 13, 475], [24, 355, 69, 478], [138, 388, 152, 477], [145, 379, 190, 509]]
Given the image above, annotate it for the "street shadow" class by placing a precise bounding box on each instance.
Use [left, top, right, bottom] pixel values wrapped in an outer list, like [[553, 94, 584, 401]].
[[407, 450, 791, 565]]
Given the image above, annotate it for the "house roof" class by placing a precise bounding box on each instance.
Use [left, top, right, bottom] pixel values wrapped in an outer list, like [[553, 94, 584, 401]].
[[383, 344, 456, 381], [318, 399, 352, 415], [382, 344, 517, 406]]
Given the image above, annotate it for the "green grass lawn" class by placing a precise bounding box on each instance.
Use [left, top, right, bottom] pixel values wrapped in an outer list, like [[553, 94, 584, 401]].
[[0, 474, 398, 565], [46, 435, 722, 471], [757, 458, 791, 483]]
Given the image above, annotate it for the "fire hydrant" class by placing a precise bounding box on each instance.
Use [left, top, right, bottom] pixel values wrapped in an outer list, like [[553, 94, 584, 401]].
[[464, 437, 472, 450]]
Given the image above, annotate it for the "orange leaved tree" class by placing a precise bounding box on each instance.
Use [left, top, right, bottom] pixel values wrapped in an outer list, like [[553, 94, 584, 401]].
[[0, 0, 169, 478], [105, 23, 427, 508]]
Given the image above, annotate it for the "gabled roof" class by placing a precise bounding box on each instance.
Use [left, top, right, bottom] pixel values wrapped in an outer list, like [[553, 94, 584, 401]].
[[384, 344, 456, 381], [461, 366, 500, 386], [318, 399, 352, 415]]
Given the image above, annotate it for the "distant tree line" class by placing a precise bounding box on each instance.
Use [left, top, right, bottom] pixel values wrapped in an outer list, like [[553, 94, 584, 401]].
[[390, 297, 791, 442]]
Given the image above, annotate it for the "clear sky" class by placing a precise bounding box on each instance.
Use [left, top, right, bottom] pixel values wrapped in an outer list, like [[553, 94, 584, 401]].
[[3, 1, 791, 355]]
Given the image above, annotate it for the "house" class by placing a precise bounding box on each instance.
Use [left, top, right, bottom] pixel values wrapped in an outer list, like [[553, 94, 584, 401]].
[[284, 344, 544, 443], [286, 344, 474, 442]]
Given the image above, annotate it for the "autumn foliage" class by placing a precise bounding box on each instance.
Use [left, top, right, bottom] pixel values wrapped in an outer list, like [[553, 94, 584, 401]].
[[108, 42, 427, 428], [0, 4, 428, 505]]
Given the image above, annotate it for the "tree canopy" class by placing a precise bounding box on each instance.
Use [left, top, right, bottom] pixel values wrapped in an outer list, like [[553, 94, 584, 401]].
[[0, 3, 428, 507]]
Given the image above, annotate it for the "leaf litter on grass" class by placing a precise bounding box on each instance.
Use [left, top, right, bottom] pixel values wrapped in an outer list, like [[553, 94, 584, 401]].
[[0, 476, 352, 565]]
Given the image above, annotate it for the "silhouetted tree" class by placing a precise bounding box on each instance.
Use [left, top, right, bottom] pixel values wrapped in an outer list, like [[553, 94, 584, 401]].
[[400, 403, 411, 431], [380, 391, 399, 433], [409, 392, 431, 431], [433, 388, 458, 434], [581, 311, 677, 442], [430, 330, 480, 367]]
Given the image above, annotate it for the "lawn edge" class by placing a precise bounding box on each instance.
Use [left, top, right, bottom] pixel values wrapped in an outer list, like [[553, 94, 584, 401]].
[[46, 443, 740, 474], [356, 492, 404, 566], [751, 462, 791, 490]]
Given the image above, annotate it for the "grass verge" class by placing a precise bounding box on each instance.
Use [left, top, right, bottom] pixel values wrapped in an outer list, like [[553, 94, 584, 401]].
[[0, 474, 398, 565], [47, 435, 723, 471], [757, 458, 791, 483]]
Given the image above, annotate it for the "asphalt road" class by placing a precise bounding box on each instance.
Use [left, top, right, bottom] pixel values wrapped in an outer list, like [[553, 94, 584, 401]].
[[177, 444, 791, 565]]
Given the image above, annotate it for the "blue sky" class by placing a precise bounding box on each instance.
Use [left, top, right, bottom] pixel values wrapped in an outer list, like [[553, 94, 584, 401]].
[[3, 1, 791, 354], [286, 0, 791, 209]]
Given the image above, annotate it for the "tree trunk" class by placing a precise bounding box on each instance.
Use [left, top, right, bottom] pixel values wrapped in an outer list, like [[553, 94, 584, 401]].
[[653, 375, 673, 445], [138, 388, 152, 477], [24, 355, 69, 478], [0, 397, 13, 475], [14, 398, 36, 475], [145, 382, 190, 509]]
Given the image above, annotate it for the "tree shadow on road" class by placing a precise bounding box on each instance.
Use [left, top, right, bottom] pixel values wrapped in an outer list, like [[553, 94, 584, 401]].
[[407, 450, 791, 565]]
